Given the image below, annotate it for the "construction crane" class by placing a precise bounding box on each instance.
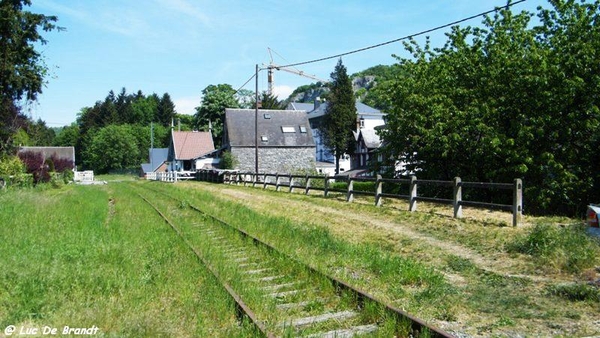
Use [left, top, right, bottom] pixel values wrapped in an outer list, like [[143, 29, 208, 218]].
[[266, 48, 328, 96]]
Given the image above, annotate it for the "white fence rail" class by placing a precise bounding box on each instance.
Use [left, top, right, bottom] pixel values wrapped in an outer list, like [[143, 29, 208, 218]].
[[146, 172, 178, 182]]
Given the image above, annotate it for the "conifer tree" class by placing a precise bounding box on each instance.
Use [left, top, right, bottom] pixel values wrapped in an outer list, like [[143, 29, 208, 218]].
[[321, 59, 356, 174]]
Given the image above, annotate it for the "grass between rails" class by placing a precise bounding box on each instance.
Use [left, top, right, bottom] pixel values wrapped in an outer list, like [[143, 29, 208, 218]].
[[0, 183, 257, 337], [167, 180, 600, 337]]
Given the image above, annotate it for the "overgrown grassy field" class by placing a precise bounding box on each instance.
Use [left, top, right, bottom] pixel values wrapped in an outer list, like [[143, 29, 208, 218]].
[[169, 180, 600, 337], [2, 179, 600, 337], [0, 183, 258, 337]]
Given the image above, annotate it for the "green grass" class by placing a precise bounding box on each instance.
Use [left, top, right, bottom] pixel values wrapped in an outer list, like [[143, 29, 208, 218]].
[[508, 223, 600, 273], [145, 181, 455, 322], [0, 183, 256, 337]]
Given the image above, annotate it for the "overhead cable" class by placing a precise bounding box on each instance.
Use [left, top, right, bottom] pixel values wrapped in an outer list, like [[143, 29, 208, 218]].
[[278, 0, 527, 68]]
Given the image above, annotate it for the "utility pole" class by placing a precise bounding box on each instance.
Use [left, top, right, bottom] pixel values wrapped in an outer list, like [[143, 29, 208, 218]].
[[150, 122, 154, 170], [255, 64, 259, 174]]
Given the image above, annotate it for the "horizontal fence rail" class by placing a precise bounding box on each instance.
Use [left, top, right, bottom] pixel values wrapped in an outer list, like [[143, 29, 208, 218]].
[[195, 169, 523, 226]]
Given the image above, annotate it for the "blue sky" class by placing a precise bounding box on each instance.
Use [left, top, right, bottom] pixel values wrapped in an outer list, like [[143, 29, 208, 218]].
[[27, 0, 547, 127]]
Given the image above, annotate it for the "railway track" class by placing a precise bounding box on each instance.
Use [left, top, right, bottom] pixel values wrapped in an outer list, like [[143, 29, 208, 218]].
[[133, 182, 454, 338]]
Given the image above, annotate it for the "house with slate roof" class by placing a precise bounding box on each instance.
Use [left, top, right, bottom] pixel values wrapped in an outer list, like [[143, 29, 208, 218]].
[[140, 148, 169, 176], [223, 109, 315, 173], [287, 100, 386, 176], [167, 130, 218, 172]]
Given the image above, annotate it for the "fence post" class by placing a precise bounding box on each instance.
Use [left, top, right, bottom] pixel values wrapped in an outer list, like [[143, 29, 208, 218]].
[[289, 174, 294, 193], [375, 175, 383, 207], [409, 175, 418, 212], [453, 177, 462, 218], [305, 174, 311, 195], [324, 174, 329, 197], [276, 173, 281, 191], [346, 178, 354, 202], [513, 178, 523, 226]]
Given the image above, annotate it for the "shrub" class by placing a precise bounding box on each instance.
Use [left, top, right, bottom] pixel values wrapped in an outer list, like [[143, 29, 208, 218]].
[[220, 151, 237, 169], [0, 156, 25, 176], [508, 224, 600, 273], [49, 154, 74, 173], [18, 151, 50, 184]]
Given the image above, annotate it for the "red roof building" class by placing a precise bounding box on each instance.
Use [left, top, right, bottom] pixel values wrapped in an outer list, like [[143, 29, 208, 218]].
[[167, 130, 217, 171]]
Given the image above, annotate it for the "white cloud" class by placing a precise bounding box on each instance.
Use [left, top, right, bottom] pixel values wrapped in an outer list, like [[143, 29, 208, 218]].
[[174, 96, 200, 115], [273, 85, 294, 101]]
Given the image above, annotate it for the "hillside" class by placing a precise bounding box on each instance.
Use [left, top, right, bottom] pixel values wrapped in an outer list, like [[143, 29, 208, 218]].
[[284, 64, 395, 108]]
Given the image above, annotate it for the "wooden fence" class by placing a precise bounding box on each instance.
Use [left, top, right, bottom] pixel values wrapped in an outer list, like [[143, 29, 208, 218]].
[[196, 169, 523, 226]]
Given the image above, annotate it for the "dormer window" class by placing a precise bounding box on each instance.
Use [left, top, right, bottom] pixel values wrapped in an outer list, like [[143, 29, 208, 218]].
[[264, 113, 271, 119], [261, 135, 268, 142], [299, 126, 307, 133], [281, 126, 295, 133]]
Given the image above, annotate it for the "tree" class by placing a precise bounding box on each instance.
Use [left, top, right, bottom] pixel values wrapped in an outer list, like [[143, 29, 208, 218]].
[[255, 91, 286, 110], [379, 0, 600, 216], [0, 0, 60, 154], [157, 93, 176, 127], [235, 89, 255, 109], [53, 123, 80, 147], [194, 84, 239, 147], [321, 59, 356, 175], [84, 125, 140, 174]]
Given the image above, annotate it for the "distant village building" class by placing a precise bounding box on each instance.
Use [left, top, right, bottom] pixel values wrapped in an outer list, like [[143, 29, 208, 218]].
[[287, 99, 386, 176], [140, 148, 168, 176], [222, 109, 315, 173], [167, 130, 218, 172]]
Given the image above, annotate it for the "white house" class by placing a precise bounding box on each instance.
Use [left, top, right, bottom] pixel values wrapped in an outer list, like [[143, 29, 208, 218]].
[[287, 100, 386, 175]]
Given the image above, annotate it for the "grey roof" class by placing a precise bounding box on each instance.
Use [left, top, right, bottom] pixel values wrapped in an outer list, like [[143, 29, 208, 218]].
[[18, 146, 75, 163], [141, 148, 168, 173], [286, 102, 314, 111], [359, 129, 381, 149], [141, 163, 153, 173], [305, 100, 384, 120], [225, 109, 315, 147]]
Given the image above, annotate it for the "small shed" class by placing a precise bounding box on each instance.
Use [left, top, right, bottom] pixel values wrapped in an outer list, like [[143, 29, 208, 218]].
[[167, 130, 217, 172]]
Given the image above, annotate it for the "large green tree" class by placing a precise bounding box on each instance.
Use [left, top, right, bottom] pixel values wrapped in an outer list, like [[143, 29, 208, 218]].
[[0, 0, 60, 154], [194, 84, 239, 147], [84, 125, 140, 173], [321, 59, 356, 175], [379, 0, 600, 216]]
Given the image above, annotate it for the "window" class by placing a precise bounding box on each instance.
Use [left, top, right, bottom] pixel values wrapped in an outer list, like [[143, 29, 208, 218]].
[[281, 126, 295, 133], [264, 113, 271, 119], [261, 135, 268, 142], [299, 126, 307, 133]]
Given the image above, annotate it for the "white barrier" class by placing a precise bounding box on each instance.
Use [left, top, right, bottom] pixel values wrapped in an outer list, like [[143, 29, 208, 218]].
[[74, 171, 94, 182]]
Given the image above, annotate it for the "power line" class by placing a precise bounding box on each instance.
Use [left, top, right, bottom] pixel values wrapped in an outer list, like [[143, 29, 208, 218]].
[[235, 73, 257, 95], [278, 0, 527, 69]]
